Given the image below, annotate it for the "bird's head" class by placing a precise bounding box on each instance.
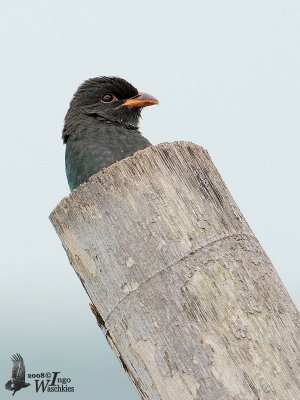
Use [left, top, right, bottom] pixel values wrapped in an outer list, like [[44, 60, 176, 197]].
[[63, 76, 159, 143]]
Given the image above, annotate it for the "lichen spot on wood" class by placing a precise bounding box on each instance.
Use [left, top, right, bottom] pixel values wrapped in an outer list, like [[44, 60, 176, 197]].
[[63, 229, 98, 281]]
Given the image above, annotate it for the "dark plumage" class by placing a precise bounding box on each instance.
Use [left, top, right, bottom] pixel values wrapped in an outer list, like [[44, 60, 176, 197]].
[[63, 77, 158, 190], [5, 354, 30, 396]]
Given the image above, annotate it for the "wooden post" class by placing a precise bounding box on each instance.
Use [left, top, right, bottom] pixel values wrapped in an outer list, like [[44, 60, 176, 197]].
[[50, 142, 300, 400]]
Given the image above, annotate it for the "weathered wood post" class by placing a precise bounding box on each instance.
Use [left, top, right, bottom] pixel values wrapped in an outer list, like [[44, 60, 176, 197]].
[[50, 142, 300, 400]]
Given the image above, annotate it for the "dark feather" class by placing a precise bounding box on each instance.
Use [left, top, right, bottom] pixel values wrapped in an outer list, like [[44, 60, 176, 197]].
[[63, 76, 154, 190]]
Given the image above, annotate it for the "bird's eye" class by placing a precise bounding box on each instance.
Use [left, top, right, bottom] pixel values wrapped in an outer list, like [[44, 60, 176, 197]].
[[100, 94, 118, 103]]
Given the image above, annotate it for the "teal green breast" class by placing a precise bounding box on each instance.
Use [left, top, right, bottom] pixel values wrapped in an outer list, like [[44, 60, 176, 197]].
[[65, 123, 151, 191]]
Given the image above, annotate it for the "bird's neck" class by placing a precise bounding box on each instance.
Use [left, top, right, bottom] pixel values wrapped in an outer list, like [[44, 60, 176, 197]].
[[63, 114, 141, 143], [94, 114, 138, 130]]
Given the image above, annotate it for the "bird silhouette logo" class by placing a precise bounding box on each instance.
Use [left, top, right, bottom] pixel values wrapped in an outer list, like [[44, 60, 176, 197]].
[[5, 354, 30, 396]]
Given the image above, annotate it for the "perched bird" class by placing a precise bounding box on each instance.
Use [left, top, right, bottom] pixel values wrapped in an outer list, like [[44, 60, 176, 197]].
[[63, 77, 159, 191], [5, 353, 30, 396]]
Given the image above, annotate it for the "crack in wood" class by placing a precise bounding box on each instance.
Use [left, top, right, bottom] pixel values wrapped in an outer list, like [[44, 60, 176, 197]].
[[105, 233, 257, 324]]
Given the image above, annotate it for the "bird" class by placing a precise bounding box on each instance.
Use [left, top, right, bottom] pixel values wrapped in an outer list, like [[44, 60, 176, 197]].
[[5, 353, 30, 396], [63, 76, 159, 191]]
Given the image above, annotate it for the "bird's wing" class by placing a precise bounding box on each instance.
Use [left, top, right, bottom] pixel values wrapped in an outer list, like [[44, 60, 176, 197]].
[[11, 354, 26, 381]]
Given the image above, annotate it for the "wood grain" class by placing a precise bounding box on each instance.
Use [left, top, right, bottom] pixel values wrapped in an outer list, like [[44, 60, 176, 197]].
[[50, 142, 300, 400]]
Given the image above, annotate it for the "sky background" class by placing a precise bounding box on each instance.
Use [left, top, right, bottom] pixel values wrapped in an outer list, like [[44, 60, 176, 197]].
[[1, 1, 299, 399]]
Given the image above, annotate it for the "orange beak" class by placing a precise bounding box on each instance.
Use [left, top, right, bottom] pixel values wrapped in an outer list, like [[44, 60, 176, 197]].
[[122, 92, 159, 108]]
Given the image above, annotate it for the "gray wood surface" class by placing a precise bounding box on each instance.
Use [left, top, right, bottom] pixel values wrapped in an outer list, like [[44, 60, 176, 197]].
[[50, 142, 300, 400]]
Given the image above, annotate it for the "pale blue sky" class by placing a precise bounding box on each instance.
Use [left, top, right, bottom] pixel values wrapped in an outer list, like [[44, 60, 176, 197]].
[[1, 1, 299, 399]]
